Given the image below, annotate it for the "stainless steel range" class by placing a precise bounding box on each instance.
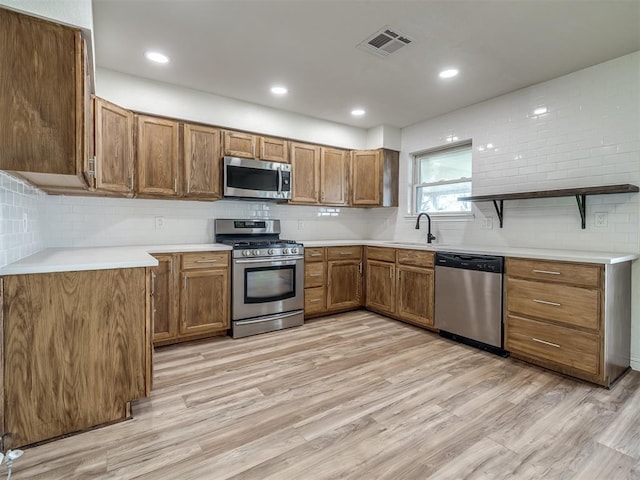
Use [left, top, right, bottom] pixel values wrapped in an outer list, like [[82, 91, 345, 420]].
[[215, 219, 304, 338]]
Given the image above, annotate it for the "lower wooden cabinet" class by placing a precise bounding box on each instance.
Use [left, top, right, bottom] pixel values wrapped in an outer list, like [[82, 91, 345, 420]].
[[365, 246, 435, 329], [304, 246, 363, 317], [151, 251, 230, 346], [1, 268, 150, 448]]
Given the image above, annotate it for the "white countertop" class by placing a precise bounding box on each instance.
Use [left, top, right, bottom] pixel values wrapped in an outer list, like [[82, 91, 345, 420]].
[[303, 240, 639, 264], [0, 240, 636, 275], [0, 244, 231, 275]]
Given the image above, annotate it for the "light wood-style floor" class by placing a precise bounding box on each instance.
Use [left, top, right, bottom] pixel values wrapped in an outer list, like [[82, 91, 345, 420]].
[[11, 311, 640, 479]]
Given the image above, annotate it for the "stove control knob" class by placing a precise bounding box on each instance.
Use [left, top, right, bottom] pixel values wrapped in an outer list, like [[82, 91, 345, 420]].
[[242, 250, 250, 257], [267, 249, 274, 255], [282, 248, 289, 255], [291, 248, 298, 254], [252, 250, 260, 256]]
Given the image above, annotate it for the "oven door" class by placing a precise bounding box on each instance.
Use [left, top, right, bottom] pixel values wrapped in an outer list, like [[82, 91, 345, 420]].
[[232, 255, 304, 320]]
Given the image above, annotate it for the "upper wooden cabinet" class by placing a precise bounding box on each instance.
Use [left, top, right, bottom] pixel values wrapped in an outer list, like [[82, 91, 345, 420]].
[[222, 130, 288, 163], [260, 136, 289, 163], [351, 150, 382, 206], [183, 123, 222, 199], [136, 115, 180, 197], [0, 8, 91, 190], [94, 97, 135, 196], [320, 148, 349, 205], [290, 142, 321, 203]]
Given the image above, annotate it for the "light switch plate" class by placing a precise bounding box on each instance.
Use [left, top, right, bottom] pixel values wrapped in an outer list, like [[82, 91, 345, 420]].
[[595, 212, 608, 227], [154, 216, 165, 230]]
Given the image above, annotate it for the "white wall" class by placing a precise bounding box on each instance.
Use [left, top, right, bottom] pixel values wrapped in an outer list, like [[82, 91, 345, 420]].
[[0, 173, 45, 268], [372, 51, 640, 369], [97, 69, 369, 151]]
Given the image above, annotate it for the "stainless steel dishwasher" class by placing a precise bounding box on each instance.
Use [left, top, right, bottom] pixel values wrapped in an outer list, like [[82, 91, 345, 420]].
[[434, 252, 507, 356]]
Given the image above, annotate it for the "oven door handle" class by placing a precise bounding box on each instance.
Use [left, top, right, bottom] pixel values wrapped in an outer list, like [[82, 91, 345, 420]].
[[234, 255, 304, 264]]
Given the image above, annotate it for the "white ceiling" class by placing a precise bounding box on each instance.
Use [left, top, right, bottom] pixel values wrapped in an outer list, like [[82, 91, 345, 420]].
[[92, 0, 640, 129]]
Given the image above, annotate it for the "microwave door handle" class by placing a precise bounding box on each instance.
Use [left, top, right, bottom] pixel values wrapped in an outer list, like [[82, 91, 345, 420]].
[[277, 168, 283, 195]]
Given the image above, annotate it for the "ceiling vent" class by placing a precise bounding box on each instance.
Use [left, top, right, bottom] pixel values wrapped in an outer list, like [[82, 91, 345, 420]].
[[357, 26, 413, 58]]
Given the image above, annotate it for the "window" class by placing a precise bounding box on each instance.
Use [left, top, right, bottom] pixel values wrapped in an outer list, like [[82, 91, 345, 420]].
[[413, 143, 472, 214]]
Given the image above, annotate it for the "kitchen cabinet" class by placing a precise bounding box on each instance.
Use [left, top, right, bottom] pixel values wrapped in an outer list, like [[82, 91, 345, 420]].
[[222, 130, 288, 163], [150, 254, 179, 343], [365, 246, 435, 329], [136, 115, 180, 197], [0, 8, 92, 192], [304, 246, 363, 317], [1, 267, 150, 448], [351, 150, 381, 206], [320, 148, 349, 205], [183, 123, 222, 199], [151, 251, 230, 346], [93, 97, 135, 196], [290, 142, 321, 204], [326, 246, 363, 311], [304, 247, 326, 316], [505, 257, 631, 387]]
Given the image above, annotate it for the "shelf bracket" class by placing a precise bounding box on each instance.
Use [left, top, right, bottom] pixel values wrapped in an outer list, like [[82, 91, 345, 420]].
[[575, 194, 586, 229], [492, 199, 504, 228]]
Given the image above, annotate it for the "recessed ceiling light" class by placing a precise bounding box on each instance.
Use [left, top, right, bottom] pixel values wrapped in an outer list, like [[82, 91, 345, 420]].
[[271, 86, 288, 95], [533, 107, 548, 115], [439, 68, 459, 79], [144, 51, 170, 64], [351, 108, 366, 116]]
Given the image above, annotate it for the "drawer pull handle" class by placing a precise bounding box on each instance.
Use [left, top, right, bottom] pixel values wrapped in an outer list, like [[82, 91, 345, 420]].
[[309, 299, 321, 303], [311, 253, 323, 257], [196, 259, 219, 263], [532, 269, 561, 275], [533, 299, 561, 307], [309, 273, 321, 277], [532, 337, 561, 348], [339, 252, 353, 256]]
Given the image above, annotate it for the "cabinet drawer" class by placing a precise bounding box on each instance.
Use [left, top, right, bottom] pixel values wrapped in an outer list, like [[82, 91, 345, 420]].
[[507, 258, 601, 288], [305, 247, 325, 262], [366, 246, 395, 262], [506, 315, 600, 376], [181, 252, 229, 270], [305, 287, 325, 314], [305, 262, 325, 287], [397, 249, 434, 268], [507, 277, 600, 330], [327, 246, 362, 261]]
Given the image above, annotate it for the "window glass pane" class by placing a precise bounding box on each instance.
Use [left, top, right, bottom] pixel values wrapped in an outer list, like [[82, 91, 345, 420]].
[[416, 181, 471, 213], [418, 148, 471, 184]]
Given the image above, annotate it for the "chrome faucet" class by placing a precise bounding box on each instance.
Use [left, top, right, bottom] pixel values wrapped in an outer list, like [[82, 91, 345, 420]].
[[415, 212, 436, 244]]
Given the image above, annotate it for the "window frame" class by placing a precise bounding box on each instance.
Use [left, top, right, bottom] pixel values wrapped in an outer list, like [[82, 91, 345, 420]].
[[411, 141, 473, 216]]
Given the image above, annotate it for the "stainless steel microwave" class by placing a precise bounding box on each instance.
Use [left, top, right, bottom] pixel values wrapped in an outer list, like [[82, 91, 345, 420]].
[[223, 156, 292, 200]]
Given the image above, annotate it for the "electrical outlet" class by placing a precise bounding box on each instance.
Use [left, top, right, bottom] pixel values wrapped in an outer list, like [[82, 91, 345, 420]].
[[22, 213, 28, 232], [595, 212, 608, 227], [154, 216, 165, 230], [481, 217, 493, 230], [297, 220, 304, 230]]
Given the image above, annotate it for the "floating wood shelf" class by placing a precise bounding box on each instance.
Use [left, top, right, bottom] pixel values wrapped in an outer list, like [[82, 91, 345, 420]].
[[458, 184, 639, 229]]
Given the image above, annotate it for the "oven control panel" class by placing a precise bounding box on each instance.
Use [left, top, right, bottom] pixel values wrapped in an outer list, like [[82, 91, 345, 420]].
[[234, 246, 304, 258]]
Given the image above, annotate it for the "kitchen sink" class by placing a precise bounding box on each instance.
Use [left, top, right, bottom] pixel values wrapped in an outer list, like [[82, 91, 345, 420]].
[[385, 241, 447, 247]]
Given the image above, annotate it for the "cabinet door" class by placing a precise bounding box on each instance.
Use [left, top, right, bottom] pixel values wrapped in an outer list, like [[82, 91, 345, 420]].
[[151, 254, 179, 344], [320, 148, 349, 205], [0, 9, 83, 176], [290, 142, 320, 203], [396, 265, 434, 327], [223, 130, 256, 158], [94, 98, 134, 195], [260, 137, 288, 163], [326, 260, 362, 311], [136, 115, 180, 196], [365, 260, 396, 314], [180, 269, 229, 336], [183, 123, 221, 199], [351, 150, 382, 206]]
